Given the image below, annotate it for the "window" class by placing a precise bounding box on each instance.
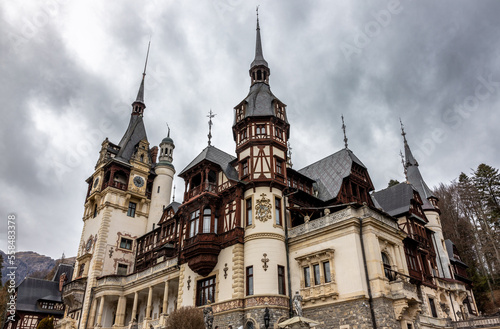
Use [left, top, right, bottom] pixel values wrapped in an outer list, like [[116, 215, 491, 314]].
[[127, 202, 137, 217], [428, 297, 438, 317], [276, 159, 283, 175], [120, 237, 133, 250], [78, 263, 85, 277], [246, 266, 254, 295], [240, 129, 247, 141], [203, 208, 211, 233], [256, 124, 266, 136], [242, 160, 249, 176], [278, 265, 286, 295], [303, 267, 311, 287], [382, 252, 395, 281], [214, 215, 218, 234], [157, 186, 160, 193], [189, 210, 200, 238], [246, 198, 253, 226], [313, 264, 321, 285], [275, 127, 283, 140], [246, 321, 255, 329], [117, 263, 128, 275], [275, 197, 282, 226], [323, 261, 332, 283], [196, 276, 216, 306]]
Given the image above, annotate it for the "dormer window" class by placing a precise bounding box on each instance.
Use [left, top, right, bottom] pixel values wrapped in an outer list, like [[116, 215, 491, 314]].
[[237, 108, 245, 122], [276, 106, 285, 120], [240, 129, 247, 142]]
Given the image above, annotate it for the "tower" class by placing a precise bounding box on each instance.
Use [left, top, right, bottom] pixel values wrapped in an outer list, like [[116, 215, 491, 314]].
[[401, 122, 451, 278], [149, 128, 176, 228]]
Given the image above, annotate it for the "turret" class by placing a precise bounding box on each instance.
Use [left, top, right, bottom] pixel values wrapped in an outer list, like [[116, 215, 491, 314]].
[[149, 128, 176, 229]]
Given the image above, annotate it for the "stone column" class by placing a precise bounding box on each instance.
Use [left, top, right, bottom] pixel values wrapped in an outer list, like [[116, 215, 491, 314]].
[[146, 286, 153, 319], [96, 296, 105, 327], [115, 296, 127, 326], [88, 298, 98, 328], [131, 292, 139, 323], [162, 281, 169, 314]]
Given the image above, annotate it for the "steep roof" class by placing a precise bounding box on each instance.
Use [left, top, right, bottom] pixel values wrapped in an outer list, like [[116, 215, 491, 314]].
[[234, 83, 288, 124], [116, 115, 148, 162], [371, 183, 416, 217], [51, 263, 74, 283], [16, 278, 63, 314], [179, 146, 239, 181], [298, 148, 366, 201]]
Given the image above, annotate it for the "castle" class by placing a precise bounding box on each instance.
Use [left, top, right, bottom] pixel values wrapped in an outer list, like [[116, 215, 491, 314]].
[[55, 15, 477, 329]]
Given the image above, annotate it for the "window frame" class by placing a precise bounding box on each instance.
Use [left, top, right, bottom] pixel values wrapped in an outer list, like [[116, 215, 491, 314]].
[[202, 208, 211, 233], [246, 266, 254, 296], [303, 266, 311, 288], [189, 210, 200, 238], [246, 198, 253, 227], [120, 237, 133, 250], [196, 276, 216, 306], [127, 202, 137, 217], [275, 197, 282, 226], [117, 263, 128, 275], [323, 261, 332, 283], [278, 265, 286, 295]]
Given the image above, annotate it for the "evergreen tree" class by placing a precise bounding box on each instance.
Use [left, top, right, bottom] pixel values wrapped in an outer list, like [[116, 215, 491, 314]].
[[36, 317, 54, 329]]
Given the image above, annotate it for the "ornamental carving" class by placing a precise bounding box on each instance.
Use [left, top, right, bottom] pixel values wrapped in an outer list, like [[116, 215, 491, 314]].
[[255, 193, 272, 222]]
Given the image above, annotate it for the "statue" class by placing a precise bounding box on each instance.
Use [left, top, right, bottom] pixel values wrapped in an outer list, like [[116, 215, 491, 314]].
[[203, 301, 214, 329], [293, 291, 303, 317]]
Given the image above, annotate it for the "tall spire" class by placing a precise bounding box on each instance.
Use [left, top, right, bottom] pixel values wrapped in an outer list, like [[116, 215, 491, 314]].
[[400, 118, 418, 167], [132, 41, 150, 115], [400, 150, 408, 182], [249, 7, 270, 85]]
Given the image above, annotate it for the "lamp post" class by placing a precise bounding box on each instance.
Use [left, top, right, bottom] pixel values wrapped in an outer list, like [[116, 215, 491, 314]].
[[264, 307, 270, 329]]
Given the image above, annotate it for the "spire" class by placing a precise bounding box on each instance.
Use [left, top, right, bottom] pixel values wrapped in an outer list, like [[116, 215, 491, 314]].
[[207, 109, 216, 146], [400, 118, 418, 167], [341, 115, 348, 149], [132, 41, 151, 116], [400, 150, 408, 182], [249, 7, 270, 85]]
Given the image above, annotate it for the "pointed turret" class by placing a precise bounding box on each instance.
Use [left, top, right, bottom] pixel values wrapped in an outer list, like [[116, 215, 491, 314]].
[[400, 120, 437, 210], [131, 41, 150, 116], [249, 10, 270, 85]]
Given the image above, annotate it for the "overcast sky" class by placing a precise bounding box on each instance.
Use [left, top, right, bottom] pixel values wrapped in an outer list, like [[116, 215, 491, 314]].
[[1, 1, 499, 260]]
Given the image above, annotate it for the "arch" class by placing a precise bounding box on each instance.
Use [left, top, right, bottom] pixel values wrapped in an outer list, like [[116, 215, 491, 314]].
[[245, 317, 257, 329], [381, 252, 395, 281]]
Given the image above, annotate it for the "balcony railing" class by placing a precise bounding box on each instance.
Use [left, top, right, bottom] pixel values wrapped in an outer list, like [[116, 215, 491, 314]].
[[452, 315, 500, 329], [102, 181, 127, 191]]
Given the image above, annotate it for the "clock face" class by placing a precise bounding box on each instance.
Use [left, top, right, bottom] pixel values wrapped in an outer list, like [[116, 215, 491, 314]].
[[86, 238, 93, 251], [133, 176, 144, 187], [93, 177, 100, 188]]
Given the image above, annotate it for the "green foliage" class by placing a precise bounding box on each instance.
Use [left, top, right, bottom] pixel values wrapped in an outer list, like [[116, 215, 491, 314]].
[[388, 179, 400, 187], [36, 317, 54, 329], [165, 307, 204, 329]]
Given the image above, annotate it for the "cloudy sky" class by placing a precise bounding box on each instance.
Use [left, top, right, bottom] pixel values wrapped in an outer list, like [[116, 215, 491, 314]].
[[1, 0, 499, 259]]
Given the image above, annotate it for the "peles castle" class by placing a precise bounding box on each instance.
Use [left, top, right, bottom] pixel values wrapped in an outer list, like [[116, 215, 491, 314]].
[[55, 15, 478, 329]]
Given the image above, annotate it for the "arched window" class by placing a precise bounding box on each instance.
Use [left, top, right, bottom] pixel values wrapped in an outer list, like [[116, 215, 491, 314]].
[[203, 208, 211, 233], [246, 320, 255, 329], [382, 252, 395, 281]]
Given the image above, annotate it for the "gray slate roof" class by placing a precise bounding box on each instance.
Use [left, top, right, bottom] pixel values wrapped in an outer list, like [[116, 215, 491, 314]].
[[51, 263, 74, 283], [298, 148, 366, 202], [445, 240, 468, 267], [371, 183, 416, 217], [404, 139, 436, 210], [116, 115, 148, 162], [167, 201, 181, 213], [16, 278, 63, 314], [234, 83, 288, 124], [179, 146, 239, 181]]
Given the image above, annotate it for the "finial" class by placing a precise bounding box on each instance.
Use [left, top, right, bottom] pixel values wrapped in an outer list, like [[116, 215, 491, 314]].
[[399, 118, 407, 143], [207, 109, 216, 146], [341, 114, 348, 149], [400, 150, 408, 182], [166, 122, 170, 138], [173, 185, 176, 202]]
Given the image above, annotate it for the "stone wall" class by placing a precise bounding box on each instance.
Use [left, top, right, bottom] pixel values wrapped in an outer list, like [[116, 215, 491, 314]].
[[303, 297, 400, 329], [213, 307, 288, 329]]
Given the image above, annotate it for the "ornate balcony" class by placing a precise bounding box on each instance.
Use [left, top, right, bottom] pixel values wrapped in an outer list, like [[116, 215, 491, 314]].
[[62, 277, 87, 313]]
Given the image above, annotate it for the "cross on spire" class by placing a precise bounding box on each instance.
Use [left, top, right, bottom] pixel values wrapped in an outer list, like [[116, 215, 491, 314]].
[[173, 185, 176, 202], [341, 115, 348, 149], [207, 109, 216, 146], [399, 118, 407, 144]]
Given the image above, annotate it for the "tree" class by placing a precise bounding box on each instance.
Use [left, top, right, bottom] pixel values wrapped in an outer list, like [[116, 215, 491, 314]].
[[388, 179, 400, 187], [165, 307, 204, 329], [36, 317, 54, 329]]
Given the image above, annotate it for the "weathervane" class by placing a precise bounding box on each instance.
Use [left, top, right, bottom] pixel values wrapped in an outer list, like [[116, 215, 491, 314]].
[[400, 150, 408, 182], [341, 114, 348, 149], [256, 5, 260, 19], [166, 122, 170, 137], [399, 118, 407, 143], [207, 109, 216, 146], [173, 185, 176, 202]]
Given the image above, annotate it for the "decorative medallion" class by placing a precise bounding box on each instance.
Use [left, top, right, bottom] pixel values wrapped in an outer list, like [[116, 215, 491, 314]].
[[133, 176, 144, 187], [262, 253, 269, 271], [255, 193, 272, 222], [93, 177, 100, 188]]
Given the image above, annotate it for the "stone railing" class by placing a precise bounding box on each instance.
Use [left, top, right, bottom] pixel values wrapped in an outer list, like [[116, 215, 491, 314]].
[[419, 315, 448, 327], [453, 315, 500, 329], [288, 206, 398, 238], [389, 279, 419, 301], [144, 319, 159, 329], [97, 257, 178, 287]]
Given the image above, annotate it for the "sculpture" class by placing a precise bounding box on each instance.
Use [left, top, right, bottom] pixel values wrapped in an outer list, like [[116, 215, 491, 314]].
[[293, 291, 303, 317], [203, 301, 214, 329]]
